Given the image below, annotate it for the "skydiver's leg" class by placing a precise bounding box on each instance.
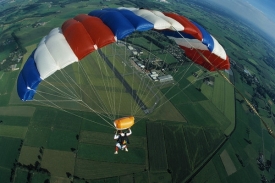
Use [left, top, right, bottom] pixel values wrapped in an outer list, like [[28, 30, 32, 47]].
[[115, 143, 121, 154], [123, 145, 128, 152]]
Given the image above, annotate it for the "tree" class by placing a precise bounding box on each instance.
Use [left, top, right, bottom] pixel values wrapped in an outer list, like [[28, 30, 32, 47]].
[[44, 179, 50, 183], [71, 148, 77, 153], [35, 161, 41, 170], [66, 172, 73, 181], [27, 171, 33, 182]]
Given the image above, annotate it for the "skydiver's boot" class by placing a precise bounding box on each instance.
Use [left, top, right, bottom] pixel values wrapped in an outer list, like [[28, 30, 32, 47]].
[[114, 146, 118, 154], [125, 146, 128, 152], [114, 151, 118, 154]]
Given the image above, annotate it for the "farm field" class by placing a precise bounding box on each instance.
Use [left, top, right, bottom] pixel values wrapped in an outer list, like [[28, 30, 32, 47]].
[[194, 76, 275, 182], [1, 46, 233, 183]]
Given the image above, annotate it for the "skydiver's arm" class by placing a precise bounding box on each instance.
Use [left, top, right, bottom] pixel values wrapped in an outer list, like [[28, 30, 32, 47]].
[[126, 129, 132, 136], [114, 133, 119, 139]]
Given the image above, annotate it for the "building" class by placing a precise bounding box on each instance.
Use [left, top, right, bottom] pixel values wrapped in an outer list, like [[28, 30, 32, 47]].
[[137, 63, 145, 69], [128, 45, 134, 50], [158, 75, 173, 83], [207, 81, 214, 86], [150, 73, 158, 78], [244, 68, 251, 76], [10, 64, 19, 71], [132, 51, 138, 55]]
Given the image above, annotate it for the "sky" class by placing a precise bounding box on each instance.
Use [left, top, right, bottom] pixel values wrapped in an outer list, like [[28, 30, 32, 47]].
[[208, 0, 275, 42]]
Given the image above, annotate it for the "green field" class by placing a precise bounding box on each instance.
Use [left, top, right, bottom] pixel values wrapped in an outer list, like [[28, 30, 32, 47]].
[[191, 160, 222, 183], [196, 78, 275, 182], [0, 106, 35, 116], [0, 137, 21, 168], [19, 146, 40, 166], [14, 169, 28, 183], [41, 149, 75, 177], [78, 143, 146, 164], [74, 159, 145, 180], [0, 166, 11, 183], [147, 122, 168, 172], [0, 125, 27, 138], [161, 73, 234, 132], [0, 71, 19, 106], [31, 172, 51, 183]]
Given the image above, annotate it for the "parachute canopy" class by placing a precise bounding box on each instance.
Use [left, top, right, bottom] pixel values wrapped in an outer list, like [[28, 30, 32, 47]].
[[17, 7, 229, 101], [114, 116, 135, 130]]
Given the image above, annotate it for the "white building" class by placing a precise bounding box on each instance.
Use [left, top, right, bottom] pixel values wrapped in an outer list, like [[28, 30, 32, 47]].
[[150, 73, 159, 78], [133, 51, 138, 55], [158, 75, 173, 83], [137, 63, 145, 69], [128, 45, 134, 50]]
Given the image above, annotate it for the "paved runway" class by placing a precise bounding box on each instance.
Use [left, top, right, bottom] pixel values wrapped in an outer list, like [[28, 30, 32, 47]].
[[98, 49, 149, 114]]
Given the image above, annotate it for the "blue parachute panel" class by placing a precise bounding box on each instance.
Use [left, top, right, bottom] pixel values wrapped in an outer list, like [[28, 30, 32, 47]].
[[89, 10, 135, 40], [17, 73, 37, 101], [109, 9, 154, 31], [17, 50, 42, 101], [191, 21, 214, 52]]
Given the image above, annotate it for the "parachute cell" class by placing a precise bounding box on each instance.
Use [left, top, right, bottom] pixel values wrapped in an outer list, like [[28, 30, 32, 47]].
[[150, 10, 184, 31], [17, 50, 41, 101], [163, 12, 203, 40], [61, 19, 96, 60], [73, 14, 116, 49], [131, 9, 172, 30], [88, 9, 136, 40], [34, 28, 78, 79], [103, 8, 154, 32]]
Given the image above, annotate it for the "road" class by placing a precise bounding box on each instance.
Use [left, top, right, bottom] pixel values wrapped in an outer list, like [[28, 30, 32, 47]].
[[98, 49, 149, 114]]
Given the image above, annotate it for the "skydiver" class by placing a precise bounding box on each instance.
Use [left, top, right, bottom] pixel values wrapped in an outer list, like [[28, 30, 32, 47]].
[[114, 128, 132, 154]]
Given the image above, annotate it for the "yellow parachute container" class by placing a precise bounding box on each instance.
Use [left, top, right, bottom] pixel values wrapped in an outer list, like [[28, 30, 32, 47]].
[[114, 116, 135, 130]]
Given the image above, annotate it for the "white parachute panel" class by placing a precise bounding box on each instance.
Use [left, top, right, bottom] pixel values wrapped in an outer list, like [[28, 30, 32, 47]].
[[34, 28, 78, 79], [151, 10, 184, 31], [132, 9, 171, 30], [210, 35, 227, 60]]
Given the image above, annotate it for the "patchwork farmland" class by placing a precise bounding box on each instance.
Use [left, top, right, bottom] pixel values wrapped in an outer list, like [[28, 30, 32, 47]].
[[0, 55, 234, 183], [9, 0, 275, 183]]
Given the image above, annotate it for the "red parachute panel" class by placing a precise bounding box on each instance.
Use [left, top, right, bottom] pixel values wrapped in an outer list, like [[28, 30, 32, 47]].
[[180, 46, 230, 71], [74, 14, 116, 49], [218, 56, 230, 70], [62, 19, 96, 60]]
